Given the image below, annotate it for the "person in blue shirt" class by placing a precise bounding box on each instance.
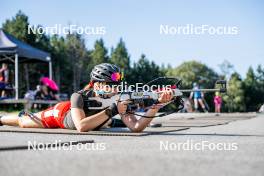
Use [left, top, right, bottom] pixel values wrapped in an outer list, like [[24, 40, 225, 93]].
[[189, 82, 208, 112]]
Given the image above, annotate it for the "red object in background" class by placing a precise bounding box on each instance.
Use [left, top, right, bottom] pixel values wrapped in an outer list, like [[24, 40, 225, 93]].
[[40, 77, 59, 91]]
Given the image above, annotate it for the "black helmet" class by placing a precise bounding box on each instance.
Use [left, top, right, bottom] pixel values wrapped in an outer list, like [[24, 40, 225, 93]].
[[90, 63, 121, 82]]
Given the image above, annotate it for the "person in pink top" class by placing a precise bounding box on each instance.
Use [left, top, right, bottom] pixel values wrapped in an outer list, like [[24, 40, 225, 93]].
[[214, 92, 222, 113]]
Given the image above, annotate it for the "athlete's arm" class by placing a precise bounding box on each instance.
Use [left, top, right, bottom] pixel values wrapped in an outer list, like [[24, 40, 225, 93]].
[[71, 108, 109, 132], [119, 90, 173, 132], [120, 108, 159, 132], [70, 93, 110, 132]]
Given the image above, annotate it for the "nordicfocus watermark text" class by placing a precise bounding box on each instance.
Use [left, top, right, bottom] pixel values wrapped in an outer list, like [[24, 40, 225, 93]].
[[160, 24, 239, 35], [160, 140, 238, 151], [27, 140, 106, 151], [95, 82, 174, 93], [28, 24, 106, 35]]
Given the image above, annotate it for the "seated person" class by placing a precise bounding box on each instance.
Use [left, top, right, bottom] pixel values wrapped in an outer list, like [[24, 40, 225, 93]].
[[35, 83, 60, 101]]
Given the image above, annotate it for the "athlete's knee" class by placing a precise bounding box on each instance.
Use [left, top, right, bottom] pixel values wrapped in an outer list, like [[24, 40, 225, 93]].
[[18, 119, 27, 128], [18, 118, 30, 128]]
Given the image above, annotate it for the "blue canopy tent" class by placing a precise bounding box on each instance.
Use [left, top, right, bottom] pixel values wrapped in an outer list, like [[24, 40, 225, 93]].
[[0, 29, 52, 99]]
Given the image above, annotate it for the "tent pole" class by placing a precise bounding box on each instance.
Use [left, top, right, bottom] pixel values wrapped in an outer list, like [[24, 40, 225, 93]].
[[15, 54, 19, 100], [48, 57, 52, 80]]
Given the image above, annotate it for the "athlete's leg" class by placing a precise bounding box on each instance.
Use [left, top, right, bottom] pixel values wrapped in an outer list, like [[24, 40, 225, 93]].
[[215, 104, 217, 113], [198, 99, 205, 108], [0, 114, 19, 126], [1, 111, 44, 128], [198, 99, 207, 112], [194, 99, 198, 111], [18, 111, 44, 128], [217, 104, 221, 113]]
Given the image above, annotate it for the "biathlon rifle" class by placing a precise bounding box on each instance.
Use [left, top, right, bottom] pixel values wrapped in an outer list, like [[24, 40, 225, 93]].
[[85, 77, 227, 118]]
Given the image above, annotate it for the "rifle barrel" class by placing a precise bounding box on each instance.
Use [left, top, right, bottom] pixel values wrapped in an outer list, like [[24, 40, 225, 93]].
[[180, 88, 222, 93]]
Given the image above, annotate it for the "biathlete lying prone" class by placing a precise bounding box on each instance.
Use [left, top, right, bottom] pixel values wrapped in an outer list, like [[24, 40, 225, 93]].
[[0, 63, 173, 132]]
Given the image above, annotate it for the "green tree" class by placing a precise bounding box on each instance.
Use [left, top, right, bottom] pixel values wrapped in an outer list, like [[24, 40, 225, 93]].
[[50, 35, 68, 92], [88, 39, 108, 74], [243, 67, 259, 111], [129, 54, 163, 84], [2, 10, 36, 45], [166, 61, 219, 111], [90, 39, 108, 63], [110, 38, 130, 71], [256, 65, 264, 87], [255, 65, 264, 110], [33, 26, 51, 52], [166, 60, 219, 89], [223, 72, 245, 112], [66, 33, 89, 92]]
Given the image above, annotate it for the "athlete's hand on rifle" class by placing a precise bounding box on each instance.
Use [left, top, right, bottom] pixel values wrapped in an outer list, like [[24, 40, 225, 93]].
[[117, 100, 131, 115], [158, 90, 173, 103]]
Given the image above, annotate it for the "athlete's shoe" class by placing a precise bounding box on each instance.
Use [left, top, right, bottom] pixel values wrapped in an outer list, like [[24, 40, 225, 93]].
[[18, 110, 26, 117]]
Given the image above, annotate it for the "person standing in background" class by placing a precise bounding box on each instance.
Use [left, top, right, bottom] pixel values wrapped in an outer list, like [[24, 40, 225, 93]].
[[214, 92, 222, 113], [0, 63, 9, 98], [189, 82, 208, 112]]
